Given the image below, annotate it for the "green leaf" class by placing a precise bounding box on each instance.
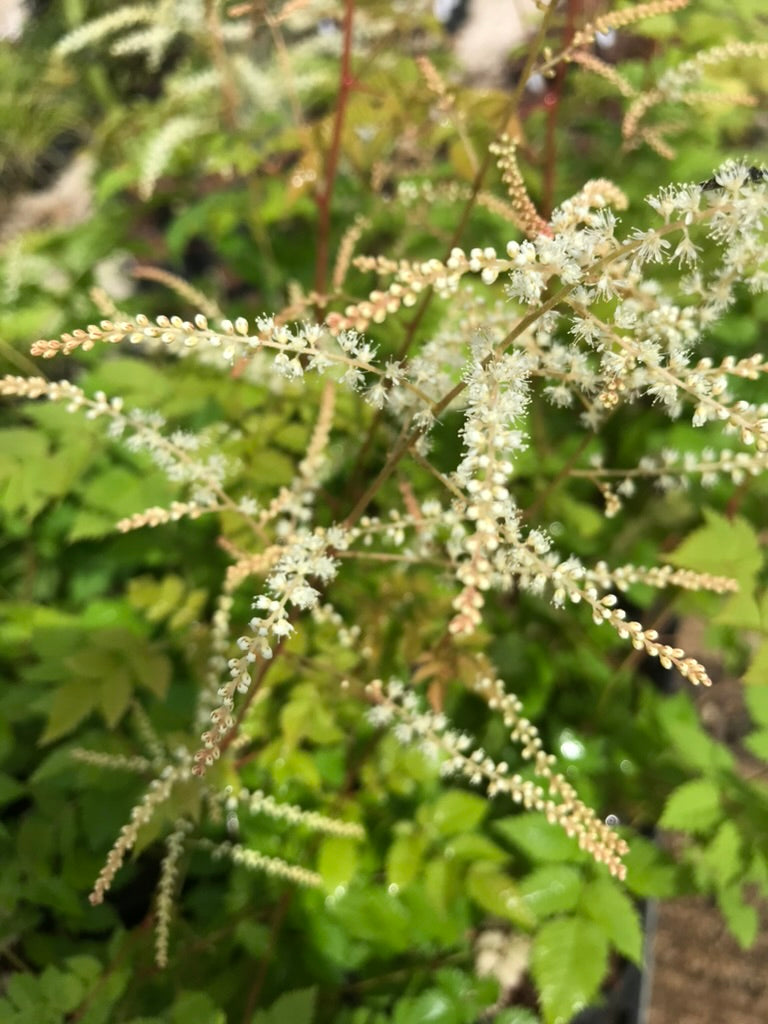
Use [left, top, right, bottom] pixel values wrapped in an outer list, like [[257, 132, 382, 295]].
[[579, 877, 643, 963], [655, 692, 733, 772], [251, 988, 316, 1024], [518, 865, 582, 920], [4, 971, 42, 1013], [714, 589, 762, 630], [443, 834, 510, 864], [666, 510, 762, 591], [743, 641, 768, 687], [422, 790, 488, 837], [39, 965, 85, 1012], [699, 820, 742, 888], [280, 685, 342, 747], [659, 778, 722, 833], [744, 728, 768, 760], [386, 829, 428, 890], [493, 813, 584, 864], [39, 677, 99, 744], [744, 684, 768, 727], [97, 668, 134, 728], [84, 358, 172, 406], [330, 888, 413, 953], [531, 916, 608, 1024], [170, 992, 226, 1024], [0, 772, 25, 808], [623, 836, 678, 898], [466, 864, 537, 929], [716, 884, 758, 949], [423, 857, 461, 919], [318, 836, 358, 892], [393, 990, 461, 1024], [123, 645, 171, 700], [67, 508, 117, 542]]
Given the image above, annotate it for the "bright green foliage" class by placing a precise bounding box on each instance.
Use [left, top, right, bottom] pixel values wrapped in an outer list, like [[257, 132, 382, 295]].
[[252, 988, 316, 1024], [659, 779, 722, 833], [531, 917, 609, 1024], [3, 1, 768, 1022]]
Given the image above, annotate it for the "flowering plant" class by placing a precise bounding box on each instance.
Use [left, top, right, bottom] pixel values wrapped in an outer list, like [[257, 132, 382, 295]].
[[2, 2, 768, 1022]]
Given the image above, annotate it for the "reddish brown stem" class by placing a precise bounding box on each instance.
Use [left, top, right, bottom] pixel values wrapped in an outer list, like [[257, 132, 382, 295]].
[[314, 0, 356, 299], [541, 0, 582, 218]]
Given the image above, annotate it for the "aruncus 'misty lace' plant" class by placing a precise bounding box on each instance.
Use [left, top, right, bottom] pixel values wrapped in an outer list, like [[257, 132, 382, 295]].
[[4, 149, 766, 954], [4, 0, 768, 985]]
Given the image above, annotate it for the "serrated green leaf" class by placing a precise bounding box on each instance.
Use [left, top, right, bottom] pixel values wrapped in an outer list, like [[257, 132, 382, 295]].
[[97, 668, 134, 728], [386, 830, 428, 889], [280, 685, 342, 747], [423, 790, 488, 837], [744, 685, 768, 727], [170, 991, 226, 1024], [531, 916, 608, 1024], [318, 836, 358, 892], [124, 646, 171, 700], [128, 575, 185, 622], [443, 833, 509, 864], [64, 956, 102, 985], [330, 888, 413, 952], [743, 641, 768, 686], [744, 852, 768, 898], [519, 865, 581, 920], [699, 820, 742, 888], [40, 677, 99, 744], [666, 510, 762, 591], [0, 772, 25, 808], [466, 864, 536, 929], [84, 358, 172, 406], [579, 877, 643, 963], [623, 836, 678, 898], [251, 987, 316, 1024], [393, 989, 461, 1024], [5, 971, 41, 1012], [423, 857, 459, 918], [659, 778, 721, 833], [39, 965, 84, 1012], [714, 589, 762, 630], [717, 884, 758, 949], [656, 693, 733, 772], [67, 508, 116, 542], [493, 813, 583, 864], [744, 728, 768, 760]]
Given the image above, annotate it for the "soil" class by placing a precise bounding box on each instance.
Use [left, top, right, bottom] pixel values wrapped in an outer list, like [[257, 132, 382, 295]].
[[646, 629, 768, 1024]]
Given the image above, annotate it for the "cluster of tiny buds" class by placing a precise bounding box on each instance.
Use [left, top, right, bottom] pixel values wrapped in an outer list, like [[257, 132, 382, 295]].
[[470, 677, 628, 878], [202, 839, 321, 888], [367, 677, 628, 878], [89, 759, 191, 905], [117, 500, 208, 532], [154, 820, 192, 968], [70, 749, 152, 774], [596, 600, 713, 686], [222, 786, 364, 838], [584, 561, 738, 595]]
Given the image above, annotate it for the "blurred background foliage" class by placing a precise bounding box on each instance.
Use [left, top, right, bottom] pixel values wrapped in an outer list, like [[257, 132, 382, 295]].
[[1, 1, 768, 1023]]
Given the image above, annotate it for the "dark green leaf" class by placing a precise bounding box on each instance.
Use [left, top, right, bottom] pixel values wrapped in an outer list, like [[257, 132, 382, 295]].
[[531, 916, 608, 1024]]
